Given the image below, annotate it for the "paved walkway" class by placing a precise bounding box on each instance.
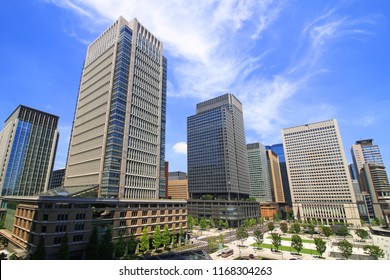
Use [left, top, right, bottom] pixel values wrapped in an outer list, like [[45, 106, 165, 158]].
[[208, 226, 388, 260]]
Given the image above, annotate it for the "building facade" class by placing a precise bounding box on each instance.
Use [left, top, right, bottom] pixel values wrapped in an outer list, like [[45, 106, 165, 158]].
[[361, 164, 390, 225], [0, 195, 187, 259], [187, 199, 259, 227], [266, 150, 285, 203], [0, 105, 59, 196], [64, 17, 167, 200], [187, 93, 250, 200], [282, 119, 360, 226], [266, 144, 292, 206], [351, 139, 389, 224], [49, 168, 66, 190], [351, 139, 386, 191], [247, 143, 272, 202], [167, 171, 188, 200]]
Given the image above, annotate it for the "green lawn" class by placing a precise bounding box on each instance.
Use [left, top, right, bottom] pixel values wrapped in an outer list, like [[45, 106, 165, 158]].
[[252, 243, 320, 256], [266, 236, 315, 244]]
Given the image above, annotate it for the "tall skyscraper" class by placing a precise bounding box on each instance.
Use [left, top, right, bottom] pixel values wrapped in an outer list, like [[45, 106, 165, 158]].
[[282, 119, 360, 226], [351, 139, 390, 225], [266, 144, 292, 206], [247, 143, 272, 202], [0, 105, 59, 196], [266, 150, 285, 203], [187, 93, 250, 200], [351, 139, 387, 190], [64, 17, 167, 199]]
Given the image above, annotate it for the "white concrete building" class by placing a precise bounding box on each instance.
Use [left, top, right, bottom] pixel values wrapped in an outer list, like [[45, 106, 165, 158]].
[[282, 119, 360, 226]]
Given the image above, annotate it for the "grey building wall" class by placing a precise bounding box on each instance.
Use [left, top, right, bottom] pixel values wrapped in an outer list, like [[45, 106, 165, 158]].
[[0, 105, 59, 196], [187, 93, 250, 200]]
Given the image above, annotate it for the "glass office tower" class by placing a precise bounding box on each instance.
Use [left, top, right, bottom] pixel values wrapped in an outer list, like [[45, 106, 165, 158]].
[[64, 17, 167, 199], [0, 105, 59, 196], [187, 93, 250, 200], [247, 143, 272, 202]]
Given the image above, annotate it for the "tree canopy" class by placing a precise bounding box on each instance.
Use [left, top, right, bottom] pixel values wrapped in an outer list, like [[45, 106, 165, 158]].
[[291, 234, 303, 255], [271, 233, 282, 251], [314, 237, 326, 257], [337, 239, 353, 260]]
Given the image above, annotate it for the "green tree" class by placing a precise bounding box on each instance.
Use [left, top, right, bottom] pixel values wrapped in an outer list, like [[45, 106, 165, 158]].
[[187, 215, 195, 230], [201, 194, 214, 200], [259, 217, 265, 225], [207, 236, 217, 251], [253, 229, 264, 248], [267, 221, 275, 232], [271, 233, 282, 251], [291, 234, 303, 255], [179, 225, 184, 246], [363, 245, 385, 260], [236, 226, 249, 246], [99, 228, 114, 259], [127, 233, 138, 256], [8, 254, 18, 260], [139, 228, 150, 253], [86, 227, 99, 259], [249, 218, 257, 227], [171, 234, 177, 248], [218, 233, 224, 247], [274, 211, 282, 221], [31, 237, 46, 260], [321, 226, 332, 238], [199, 217, 207, 230], [371, 218, 380, 226], [291, 223, 301, 234], [242, 219, 250, 228], [162, 225, 171, 250], [152, 225, 162, 251], [308, 223, 316, 237], [314, 237, 327, 258], [335, 225, 349, 238], [280, 222, 288, 234], [58, 234, 69, 260], [115, 235, 126, 259], [337, 239, 353, 260], [219, 220, 228, 229], [286, 211, 292, 221], [355, 228, 369, 241], [208, 217, 215, 228]]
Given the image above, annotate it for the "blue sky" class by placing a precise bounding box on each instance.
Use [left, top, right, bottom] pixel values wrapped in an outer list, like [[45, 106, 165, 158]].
[[1, 0, 389, 173]]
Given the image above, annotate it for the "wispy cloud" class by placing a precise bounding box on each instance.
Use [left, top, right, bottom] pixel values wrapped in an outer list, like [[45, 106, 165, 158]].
[[46, 0, 374, 145]]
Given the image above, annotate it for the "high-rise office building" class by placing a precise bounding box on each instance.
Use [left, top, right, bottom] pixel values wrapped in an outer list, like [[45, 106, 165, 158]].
[[266, 144, 292, 206], [266, 150, 285, 203], [64, 17, 167, 199], [0, 105, 59, 196], [247, 143, 272, 202], [361, 164, 390, 223], [282, 119, 360, 226], [187, 93, 250, 200], [49, 168, 66, 189], [351, 139, 389, 224], [351, 139, 387, 190]]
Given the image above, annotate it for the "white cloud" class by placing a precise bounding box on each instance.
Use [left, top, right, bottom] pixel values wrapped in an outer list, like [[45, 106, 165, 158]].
[[47, 1, 373, 145], [173, 142, 187, 155]]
